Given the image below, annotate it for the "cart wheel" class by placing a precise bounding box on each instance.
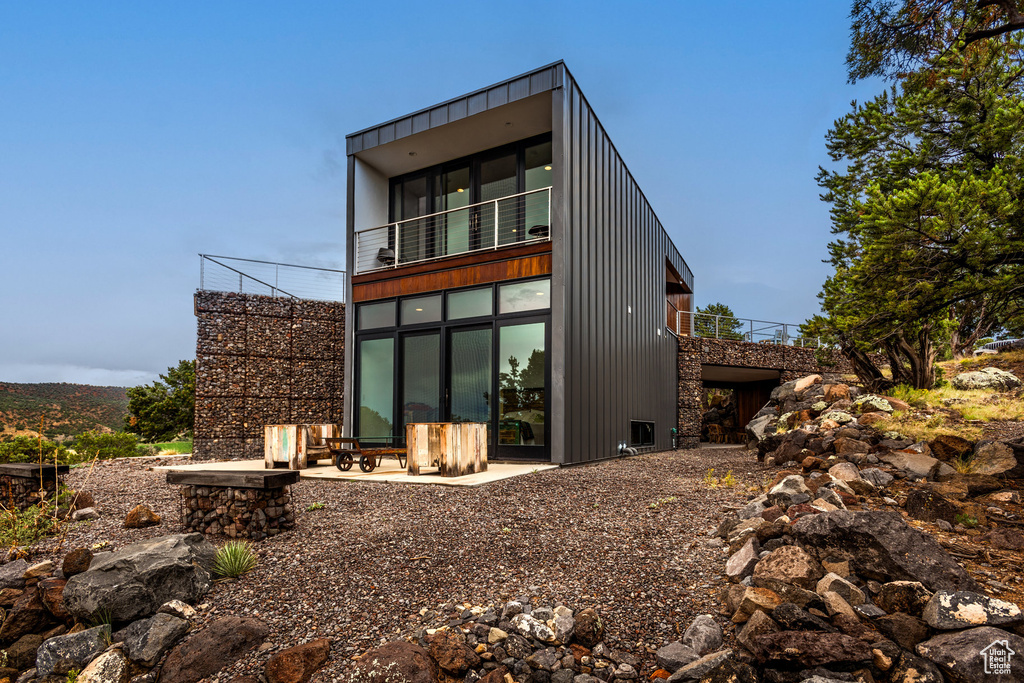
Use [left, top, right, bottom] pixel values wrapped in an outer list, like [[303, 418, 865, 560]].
[[336, 453, 353, 472], [359, 455, 375, 473]]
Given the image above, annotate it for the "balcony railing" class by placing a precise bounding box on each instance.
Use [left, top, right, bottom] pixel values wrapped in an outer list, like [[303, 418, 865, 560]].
[[354, 187, 551, 274], [668, 308, 821, 348], [198, 254, 346, 302]]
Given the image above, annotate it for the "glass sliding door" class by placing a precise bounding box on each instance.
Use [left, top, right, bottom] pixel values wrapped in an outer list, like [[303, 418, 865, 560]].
[[497, 320, 547, 458], [524, 140, 552, 240], [480, 151, 517, 247], [401, 333, 440, 432], [357, 338, 394, 438], [439, 164, 471, 255], [396, 174, 430, 263], [448, 327, 492, 439]]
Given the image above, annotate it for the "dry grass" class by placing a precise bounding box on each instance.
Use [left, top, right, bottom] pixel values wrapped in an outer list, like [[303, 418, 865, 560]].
[[950, 348, 1024, 371], [873, 412, 984, 443]]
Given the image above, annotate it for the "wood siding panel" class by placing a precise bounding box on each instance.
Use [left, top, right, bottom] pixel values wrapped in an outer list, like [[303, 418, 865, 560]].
[[352, 241, 551, 285], [353, 254, 551, 302]]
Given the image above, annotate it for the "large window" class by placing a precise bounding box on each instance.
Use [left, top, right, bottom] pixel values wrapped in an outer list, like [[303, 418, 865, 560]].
[[386, 134, 553, 261], [353, 278, 551, 459]]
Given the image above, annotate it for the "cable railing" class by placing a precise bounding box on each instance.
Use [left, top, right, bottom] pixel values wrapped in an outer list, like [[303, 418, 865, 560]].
[[198, 254, 346, 302], [668, 307, 821, 348], [354, 187, 551, 274]]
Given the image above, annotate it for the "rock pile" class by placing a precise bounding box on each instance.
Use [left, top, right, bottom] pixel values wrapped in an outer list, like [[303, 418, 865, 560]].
[[351, 599, 712, 683], [0, 533, 331, 683], [721, 373, 1024, 682]]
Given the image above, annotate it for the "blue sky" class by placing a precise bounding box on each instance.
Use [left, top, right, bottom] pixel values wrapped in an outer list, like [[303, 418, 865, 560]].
[[0, 2, 881, 386]]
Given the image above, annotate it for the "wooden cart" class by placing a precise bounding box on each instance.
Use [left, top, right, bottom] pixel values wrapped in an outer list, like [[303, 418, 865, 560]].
[[324, 438, 407, 473]]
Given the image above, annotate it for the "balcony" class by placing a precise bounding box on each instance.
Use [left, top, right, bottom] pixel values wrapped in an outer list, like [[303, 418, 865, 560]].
[[354, 187, 551, 274], [668, 309, 822, 348]]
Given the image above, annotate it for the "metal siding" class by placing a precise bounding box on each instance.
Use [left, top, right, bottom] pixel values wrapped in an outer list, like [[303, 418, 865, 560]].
[[448, 99, 467, 122], [558, 71, 686, 463], [487, 85, 508, 108], [467, 92, 488, 116], [509, 76, 530, 102], [411, 112, 430, 134], [379, 124, 395, 145], [429, 107, 449, 128], [395, 117, 413, 140]]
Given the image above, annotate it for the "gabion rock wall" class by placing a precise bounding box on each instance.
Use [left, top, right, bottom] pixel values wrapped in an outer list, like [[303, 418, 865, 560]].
[[193, 291, 344, 461], [179, 484, 294, 540], [0, 474, 60, 511], [677, 336, 855, 447]]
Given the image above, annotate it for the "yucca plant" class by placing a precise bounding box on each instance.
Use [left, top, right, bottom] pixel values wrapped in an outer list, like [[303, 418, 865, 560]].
[[213, 541, 258, 579]]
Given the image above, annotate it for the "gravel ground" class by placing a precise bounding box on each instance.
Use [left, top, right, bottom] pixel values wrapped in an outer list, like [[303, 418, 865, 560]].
[[33, 447, 765, 682]]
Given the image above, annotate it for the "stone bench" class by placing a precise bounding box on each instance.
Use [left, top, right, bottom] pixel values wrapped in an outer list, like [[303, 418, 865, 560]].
[[0, 463, 70, 511], [167, 470, 299, 541]]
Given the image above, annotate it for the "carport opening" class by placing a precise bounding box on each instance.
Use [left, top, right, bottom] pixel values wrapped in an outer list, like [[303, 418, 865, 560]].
[[700, 365, 780, 444]]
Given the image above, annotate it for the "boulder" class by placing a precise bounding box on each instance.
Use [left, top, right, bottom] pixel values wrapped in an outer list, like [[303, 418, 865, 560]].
[[827, 462, 863, 483], [981, 528, 1024, 551], [929, 434, 974, 462], [349, 641, 437, 683], [951, 367, 1021, 391], [824, 384, 850, 403], [854, 395, 893, 413], [790, 510, 981, 592], [889, 650, 945, 683], [737, 495, 769, 520], [752, 546, 824, 591], [731, 587, 782, 623], [77, 649, 130, 683], [73, 507, 100, 521], [510, 613, 555, 642], [573, 608, 603, 647], [821, 591, 858, 621], [0, 585, 55, 643], [655, 641, 699, 671], [905, 489, 960, 525], [119, 612, 190, 667], [751, 579, 824, 611], [4, 633, 45, 670], [750, 631, 871, 667], [61, 548, 94, 578], [551, 613, 574, 644], [38, 578, 69, 621], [124, 504, 161, 529], [0, 560, 28, 590], [876, 612, 932, 651], [876, 581, 933, 617], [736, 610, 779, 654], [972, 441, 1018, 476], [35, 625, 110, 678], [428, 630, 479, 674], [24, 560, 53, 579], [265, 638, 331, 683], [816, 573, 865, 605], [767, 475, 813, 509], [859, 468, 894, 488], [745, 414, 774, 444], [158, 616, 268, 683], [879, 451, 942, 480], [770, 602, 836, 633], [921, 590, 1023, 630], [665, 649, 733, 682], [63, 533, 215, 623], [725, 537, 760, 583], [916, 626, 1024, 682], [681, 614, 722, 656]]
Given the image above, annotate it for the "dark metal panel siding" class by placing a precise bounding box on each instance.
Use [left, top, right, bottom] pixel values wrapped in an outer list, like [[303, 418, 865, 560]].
[[559, 71, 685, 465]]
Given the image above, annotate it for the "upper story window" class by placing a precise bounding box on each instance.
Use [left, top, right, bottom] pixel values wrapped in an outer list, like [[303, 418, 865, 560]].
[[388, 134, 552, 222]]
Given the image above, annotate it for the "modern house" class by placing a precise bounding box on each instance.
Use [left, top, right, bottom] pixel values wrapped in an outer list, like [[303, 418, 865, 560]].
[[344, 61, 693, 465]]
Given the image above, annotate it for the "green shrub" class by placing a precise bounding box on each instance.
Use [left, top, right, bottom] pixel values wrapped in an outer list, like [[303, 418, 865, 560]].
[[213, 541, 258, 579], [72, 431, 152, 462], [0, 505, 62, 547], [0, 436, 71, 465]]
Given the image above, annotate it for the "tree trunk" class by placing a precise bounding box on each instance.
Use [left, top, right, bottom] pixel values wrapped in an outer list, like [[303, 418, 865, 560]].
[[839, 337, 893, 393]]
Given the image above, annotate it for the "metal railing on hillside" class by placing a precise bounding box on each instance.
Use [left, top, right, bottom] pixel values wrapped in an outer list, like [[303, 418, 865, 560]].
[[668, 308, 821, 348], [198, 254, 346, 302], [354, 187, 551, 274]]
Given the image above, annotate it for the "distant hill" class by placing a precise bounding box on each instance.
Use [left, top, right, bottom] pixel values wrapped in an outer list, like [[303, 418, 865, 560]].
[[0, 382, 129, 439]]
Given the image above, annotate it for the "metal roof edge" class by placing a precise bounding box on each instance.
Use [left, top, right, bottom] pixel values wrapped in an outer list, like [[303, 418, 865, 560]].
[[345, 60, 566, 141]]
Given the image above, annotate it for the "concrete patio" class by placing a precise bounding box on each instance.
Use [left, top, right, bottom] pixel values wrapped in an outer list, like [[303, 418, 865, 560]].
[[155, 457, 557, 487]]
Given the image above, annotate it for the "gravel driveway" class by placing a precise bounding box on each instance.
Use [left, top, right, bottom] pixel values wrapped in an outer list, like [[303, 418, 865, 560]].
[[37, 446, 763, 681]]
